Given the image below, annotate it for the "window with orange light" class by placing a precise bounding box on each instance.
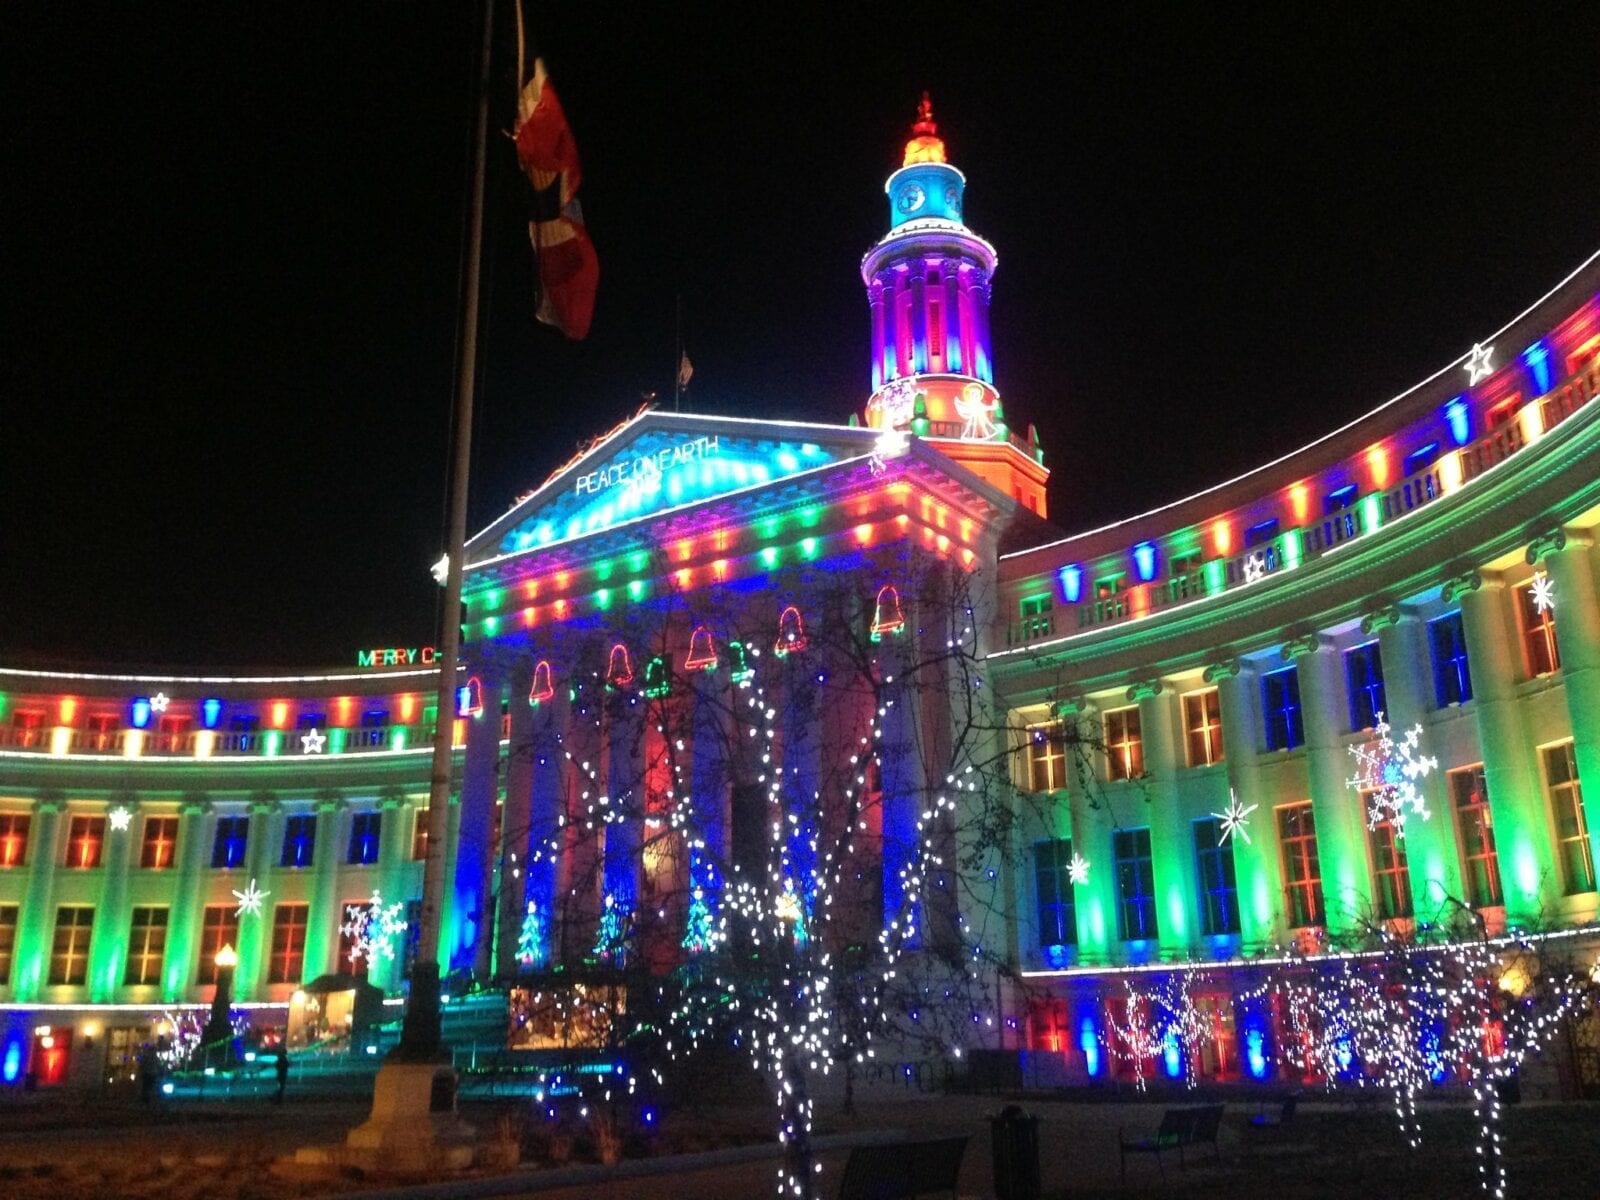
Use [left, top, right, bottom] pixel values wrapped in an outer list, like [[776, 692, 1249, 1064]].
[[1182, 690, 1224, 768], [1486, 396, 1521, 431], [84, 713, 119, 751], [1516, 577, 1560, 677], [1026, 997, 1070, 1053], [0, 903, 16, 985], [411, 808, 430, 861], [139, 815, 178, 870], [49, 905, 94, 986], [0, 813, 29, 868], [1104, 707, 1143, 781], [155, 714, 191, 753], [65, 816, 105, 869], [269, 903, 309, 984], [123, 906, 168, 986], [196, 905, 239, 984], [1364, 803, 1412, 920]]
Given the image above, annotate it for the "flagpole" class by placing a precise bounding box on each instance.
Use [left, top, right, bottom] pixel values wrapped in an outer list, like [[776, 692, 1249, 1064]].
[[674, 293, 683, 411], [396, 0, 496, 1063]]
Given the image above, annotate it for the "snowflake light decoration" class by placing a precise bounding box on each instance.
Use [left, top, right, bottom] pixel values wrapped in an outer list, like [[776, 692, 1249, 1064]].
[[430, 552, 450, 586], [232, 878, 269, 919], [869, 375, 920, 429], [341, 889, 408, 965], [1347, 713, 1438, 836], [150, 692, 171, 714], [1212, 789, 1258, 845], [1529, 571, 1555, 614], [1067, 851, 1091, 886], [300, 726, 326, 754], [108, 806, 133, 833], [1463, 341, 1495, 385], [1243, 552, 1267, 584]]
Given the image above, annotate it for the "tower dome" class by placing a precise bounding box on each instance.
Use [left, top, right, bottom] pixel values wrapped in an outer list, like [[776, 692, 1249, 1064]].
[[860, 96, 1047, 516]]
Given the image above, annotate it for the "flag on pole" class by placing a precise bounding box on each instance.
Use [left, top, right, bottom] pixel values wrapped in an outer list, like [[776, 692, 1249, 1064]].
[[514, 58, 598, 340], [677, 353, 694, 390]]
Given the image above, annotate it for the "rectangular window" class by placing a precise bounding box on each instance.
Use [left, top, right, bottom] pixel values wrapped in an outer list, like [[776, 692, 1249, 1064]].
[[1019, 594, 1052, 618], [1193, 817, 1239, 935], [1104, 707, 1144, 781], [1277, 802, 1325, 927], [1450, 765, 1502, 908], [0, 904, 17, 985], [1344, 641, 1387, 731], [1244, 518, 1280, 549], [0, 813, 30, 868], [196, 905, 240, 984], [1544, 742, 1594, 894], [347, 811, 381, 866], [1032, 839, 1077, 948], [154, 714, 192, 753], [139, 816, 178, 870], [124, 906, 168, 986], [65, 815, 106, 869], [1262, 668, 1304, 751], [1026, 723, 1068, 793], [281, 813, 317, 868], [1182, 690, 1224, 767], [1518, 576, 1560, 677], [268, 903, 309, 984], [1365, 806, 1413, 920], [1017, 594, 1053, 640], [211, 815, 249, 869], [49, 905, 94, 986], [411, 809, 430, 861], [1403, 442, 1440, 475], [1113, 827, 1159, 941], [1429, 612, 1473, 707]]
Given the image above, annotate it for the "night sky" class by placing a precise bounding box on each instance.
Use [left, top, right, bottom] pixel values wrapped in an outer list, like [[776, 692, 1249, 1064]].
[[5, 5, 1598, 671]]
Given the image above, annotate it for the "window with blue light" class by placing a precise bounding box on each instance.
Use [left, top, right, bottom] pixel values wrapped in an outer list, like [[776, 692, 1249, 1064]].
[[1429, 612, 1473, 707], [211, 815, 249, 869], [347, 811, 381, 866], [1344, 641, 1386, 731], [1324, 485, 1358, 514], [1193, 817, 1239, 936], [1403, 442, 1440, 476], [1032, 839, 1077, 951], [1261, 667, 1304, 751], [280, 813, 316, 868], [1113, 827, 1158, 941], [1244, 518, 1279, 549]]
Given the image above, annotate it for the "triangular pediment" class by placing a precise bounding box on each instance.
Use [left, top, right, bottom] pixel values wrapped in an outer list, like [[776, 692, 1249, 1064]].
[[468, 410, 878, 560]]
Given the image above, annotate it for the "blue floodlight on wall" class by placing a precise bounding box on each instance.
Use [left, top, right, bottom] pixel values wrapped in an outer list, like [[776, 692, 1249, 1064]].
[[1162, 1028, 1183, 1078], [1523, 339, 1552, 395], [131, 698, 152, 729], [1245, 1026, 1269, 1080], [1445, 397, 1472, 446], [1058, 564, 1083, 604], [201, 699, 222, 729], [1133, 542, 1157, 582], [1080, 1015, 1102, 1077], [1, 1037, 22, 1084]]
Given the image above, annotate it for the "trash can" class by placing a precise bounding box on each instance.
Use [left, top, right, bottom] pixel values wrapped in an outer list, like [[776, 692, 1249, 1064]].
[[990, 1104, 1041, 1200]]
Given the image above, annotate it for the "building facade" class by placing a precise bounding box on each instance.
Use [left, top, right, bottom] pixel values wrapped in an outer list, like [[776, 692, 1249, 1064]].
[[3, 101, 1597, 1093]]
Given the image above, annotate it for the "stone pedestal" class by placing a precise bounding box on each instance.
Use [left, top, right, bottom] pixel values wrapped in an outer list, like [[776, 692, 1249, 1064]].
[[300, 1061, 475, 1175]]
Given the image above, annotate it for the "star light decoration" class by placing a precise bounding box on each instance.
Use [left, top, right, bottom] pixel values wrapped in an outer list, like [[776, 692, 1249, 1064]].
[[1243, 552, 1267, 584], [1529, 571, 1555, 614], [150, 692, 171, 714], [340, 890, 409, 965], [108, 806, 133, 832], [1463, 341, 1496, 385], [1067, 851, 1091, 886], [1211, 789, 1258, 845], [1347, 712, 1438, 836], [232, 877, 269, 919], [300, 726, 326, 754]]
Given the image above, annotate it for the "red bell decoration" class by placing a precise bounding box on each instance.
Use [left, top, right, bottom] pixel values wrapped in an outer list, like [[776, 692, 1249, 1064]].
[[684, 624, 719, 671], [605, 643, 634, 689], [458, 675, 484, 718], [870, 584, 905, 640], [774, 605, 808, 656], [528, 660, 554, 705]]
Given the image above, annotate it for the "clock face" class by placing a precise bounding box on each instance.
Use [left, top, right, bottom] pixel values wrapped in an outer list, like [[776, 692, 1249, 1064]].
[[944, 186, 961, 214], [897, 184, 926, 214]]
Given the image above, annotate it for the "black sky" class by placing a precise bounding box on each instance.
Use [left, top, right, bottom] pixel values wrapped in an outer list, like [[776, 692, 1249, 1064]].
[[4, 4, 1598, 671]]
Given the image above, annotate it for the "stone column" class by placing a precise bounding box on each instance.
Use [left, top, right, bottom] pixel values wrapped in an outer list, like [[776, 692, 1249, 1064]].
[[968, 276, 993, 383], [1453, 571, 1559, 919], [1535, 532, 1600, 863], [1135, 682, 1196, 957], [303, 799, 344, 981], [1061, 699, 1117, 962], [496, 660, 536, 979], [14, 800, 61, 1001], [232, 798, 277, 999], [941, 262, 964, 375], [162, 800, 209, 1002], [1368, 607, 1462, 914], [1211, 660, 1283, 949], [868, 278, 887, 392], [878, 632, 926, 940], [90, 801, 135, 1001], [452, 672, 504, 976], [1288, 636, 1371, 932], [907, 266, 928, 375], [601, 687, 646, 966], [523, 677, 568, 969], [780, 653, 824, 930], [369, 795, 408, 993]]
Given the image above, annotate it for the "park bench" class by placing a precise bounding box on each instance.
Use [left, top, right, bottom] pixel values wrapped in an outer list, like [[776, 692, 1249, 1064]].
[[837, 1134, 968, 1199], [1251, 1091, 1299, 1129], [1119, 1104, 1224, 1181]]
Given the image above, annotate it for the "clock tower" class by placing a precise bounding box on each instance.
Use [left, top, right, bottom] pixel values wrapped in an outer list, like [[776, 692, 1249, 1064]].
[[861, 95, 1048, 516]]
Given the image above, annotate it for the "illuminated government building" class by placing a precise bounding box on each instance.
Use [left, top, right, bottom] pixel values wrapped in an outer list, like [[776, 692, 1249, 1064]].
[[3, 101, 1598, 1094]]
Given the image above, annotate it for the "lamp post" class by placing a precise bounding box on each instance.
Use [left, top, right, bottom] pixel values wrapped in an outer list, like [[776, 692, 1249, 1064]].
[[201, 944, 238, 1066]]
